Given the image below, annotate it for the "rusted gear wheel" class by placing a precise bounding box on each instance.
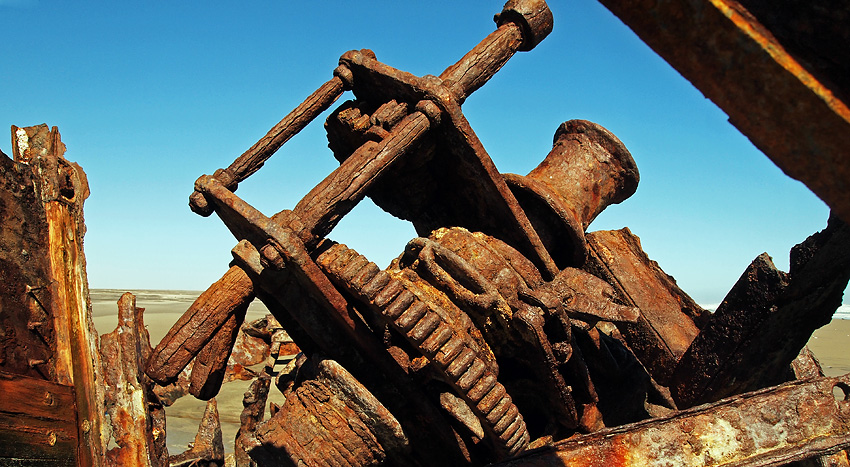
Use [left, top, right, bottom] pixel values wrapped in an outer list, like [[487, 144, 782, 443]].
[[316, 243, 531, 459]]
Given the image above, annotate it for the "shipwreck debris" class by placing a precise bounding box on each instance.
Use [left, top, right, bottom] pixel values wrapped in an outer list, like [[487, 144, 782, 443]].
[[2, 0, 849, 465], [141, 0, 850, 465]]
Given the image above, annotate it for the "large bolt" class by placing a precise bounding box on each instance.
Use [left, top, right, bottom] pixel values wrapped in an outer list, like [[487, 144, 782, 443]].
[[504, 120, 639, 268]]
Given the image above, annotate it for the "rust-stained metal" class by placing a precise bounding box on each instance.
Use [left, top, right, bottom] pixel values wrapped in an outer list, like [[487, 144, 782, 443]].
[[493, 374, 850, 467], [595, 0, 850, 225], [245, 357, 410, 467], [584, 228, 706, 385], [100, 293, 168, 466], [147, 0, 559, 394], [236, 375, 272, 467], [168, 399, 225, 467], [504, 119, 639, 268], [136, 0, 850, 465], [673, 215, 850, 408]]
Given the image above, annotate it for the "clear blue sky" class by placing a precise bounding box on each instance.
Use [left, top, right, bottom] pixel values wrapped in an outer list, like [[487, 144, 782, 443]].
[[1, 1, 832, 306]]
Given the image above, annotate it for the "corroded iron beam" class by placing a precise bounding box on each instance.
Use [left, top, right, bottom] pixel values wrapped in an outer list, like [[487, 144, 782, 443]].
[[596, 0, 850, 223], [494, 374, 850, 467]]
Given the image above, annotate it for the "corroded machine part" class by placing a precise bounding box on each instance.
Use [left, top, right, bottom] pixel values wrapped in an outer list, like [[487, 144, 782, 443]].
[[504, 119, 639, 268], [138, 0, 850, 465], [149, 0, 558, 390], [316, 241, 531, 458], [246, 357, 410, 467]]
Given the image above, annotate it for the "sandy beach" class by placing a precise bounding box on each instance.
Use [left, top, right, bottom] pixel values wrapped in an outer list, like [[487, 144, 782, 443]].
[[89, 289, 850, 456]]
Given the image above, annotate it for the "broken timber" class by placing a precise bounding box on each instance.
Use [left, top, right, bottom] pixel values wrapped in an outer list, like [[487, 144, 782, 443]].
[[1, 125, 105, 465]]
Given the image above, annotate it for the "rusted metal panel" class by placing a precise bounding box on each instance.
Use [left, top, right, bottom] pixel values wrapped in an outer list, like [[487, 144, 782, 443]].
[[595, 0, 850, 224], [0, 370, 78, 465], [584, 228, 705, 385], [671, 253, 789, 408], [673, 216, 850, 408], [495, 374, 850, 467], [734, 0, 850, 106]]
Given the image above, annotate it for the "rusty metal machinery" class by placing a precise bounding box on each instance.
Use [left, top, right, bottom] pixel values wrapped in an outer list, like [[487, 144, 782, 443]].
[[145, 1, 850, 465]]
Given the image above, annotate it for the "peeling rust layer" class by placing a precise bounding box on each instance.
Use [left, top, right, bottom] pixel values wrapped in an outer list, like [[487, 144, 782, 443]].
[[596, 0, 850, 223], [100, 293, 167, 467], [497, 374, 850, 467]]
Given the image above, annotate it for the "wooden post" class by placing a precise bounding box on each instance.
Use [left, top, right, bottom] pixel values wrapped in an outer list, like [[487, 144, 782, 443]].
[[3, 124, 107, 465]]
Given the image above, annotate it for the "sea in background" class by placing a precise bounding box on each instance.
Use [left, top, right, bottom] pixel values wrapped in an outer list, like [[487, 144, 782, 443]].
[[90, 289, 850, 456]]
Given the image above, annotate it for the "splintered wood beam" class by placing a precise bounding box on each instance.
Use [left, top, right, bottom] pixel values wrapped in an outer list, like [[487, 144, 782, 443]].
[[596, 0, 850, 223], [10, 124, 105, 466]]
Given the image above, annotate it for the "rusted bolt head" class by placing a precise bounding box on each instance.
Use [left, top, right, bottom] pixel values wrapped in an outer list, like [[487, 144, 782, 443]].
[[333, 64, 354, 90], [495, 0, 553, 51], [189, 190, 214, 217], [261, 243, 286, 270]]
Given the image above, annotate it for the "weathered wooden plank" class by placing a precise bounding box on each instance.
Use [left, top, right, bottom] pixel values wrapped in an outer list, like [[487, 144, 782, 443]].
[[0, 370, 76, 422], [0, 371, 77, 464], [5, 125, 104, 465]]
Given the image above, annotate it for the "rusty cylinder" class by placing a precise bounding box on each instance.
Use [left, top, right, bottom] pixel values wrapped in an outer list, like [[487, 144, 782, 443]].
[[504, 120, 639, 268]]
